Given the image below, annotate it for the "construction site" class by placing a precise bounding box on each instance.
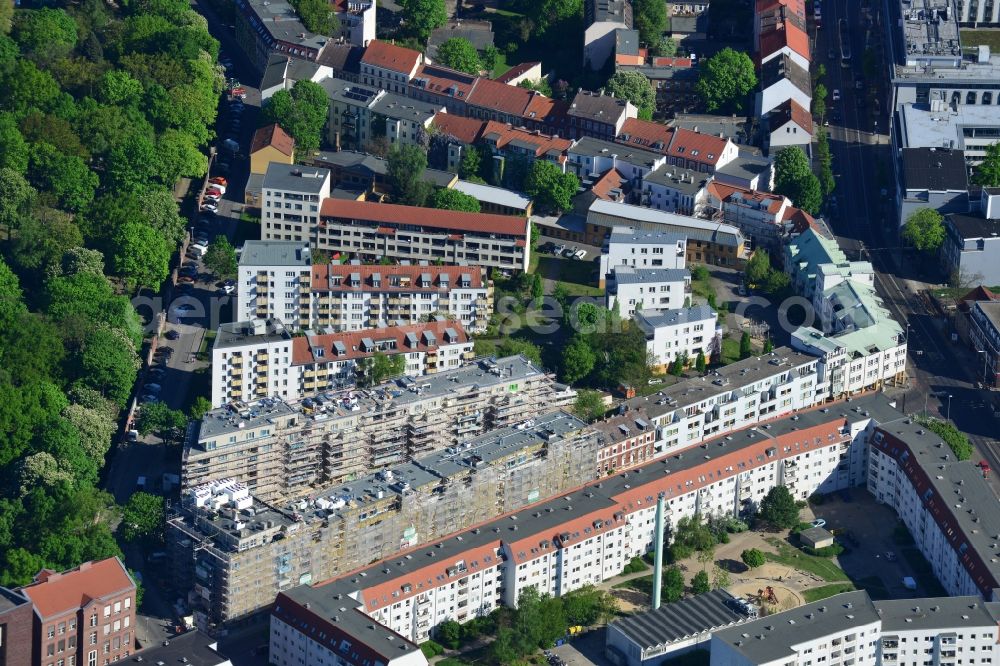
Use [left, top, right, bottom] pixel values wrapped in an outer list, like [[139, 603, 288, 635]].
[[183, 355, 576, 501], [167, 410, 601, 628]]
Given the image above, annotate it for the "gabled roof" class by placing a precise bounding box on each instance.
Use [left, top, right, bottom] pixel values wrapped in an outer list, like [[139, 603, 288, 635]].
[[250, 123, 295, 157], [617, 117, 675, 151], [410, 63, 479, 100], [431, 112, 485, 144], [292, 320, 470, 365], [480, 121, 573, 159], [760, 53, 812, 96], [771, 99, 814, 135], [496, 61, 542, 84], [21, 558, 134, 619], [591, 168, 626, 200], [665, 127, 729, 166], [360, 40, 422, 74], [759, 17, 811, 62], [466, 77, 535, 116], [568, 90, 633, 122]]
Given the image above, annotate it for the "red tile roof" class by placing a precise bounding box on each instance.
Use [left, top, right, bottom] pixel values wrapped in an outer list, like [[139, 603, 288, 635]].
[[591, 168, 626, 200], [250, 123, 295, 157], [466, 77, 535, 116], [410, 63, 478, 100], [360, 40, 422, 74], [615, 53, 645, 66], [311, 264, 486, 292], [707, 180, 787, 214], [292, 320, 470, 366], [773, 99, 814, 134], [524, 94, 569, 127], [431, 112, 485, 144], [479, 121, 573, 159], [666, 126, 729, 166], [320, 198, 529, 236], [21, 558, 134, 619], [495, 61, 541, 84], [617, 117, 675, 151], [759, 19, 810, 61], [650, 57, 693, 67], [959, 286, 1000, 313]]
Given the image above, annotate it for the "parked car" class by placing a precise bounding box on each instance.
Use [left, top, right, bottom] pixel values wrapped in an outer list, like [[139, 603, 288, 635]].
[[201, 203, 218, 213], [165, 329, 181, 340], [209, 176, 228, 187], [155, 346, 174, 357], [562, 246, 577, 258], [140, 394, 161, 404], [147, 368, 166, 380], [206, 185, 225, 195], [572, 249, 587, 260], [145, 383, 163, 394], [553, 244, 566, 255], [811, 518, 827, 528], [832, 89, 841, 102], [177, 276, 195, 284], [539, 242, 555, 254]]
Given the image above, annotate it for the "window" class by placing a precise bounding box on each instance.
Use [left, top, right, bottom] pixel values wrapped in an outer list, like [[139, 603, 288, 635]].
[[113, 602, 121, 614], [88, 651, 97, 666], [103, 606, 110, 618]]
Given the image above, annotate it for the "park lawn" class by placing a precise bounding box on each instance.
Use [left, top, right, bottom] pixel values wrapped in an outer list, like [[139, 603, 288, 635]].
[[720, 337, 741, 365], [536, 256, 603, 297], [690, 272, 714, 303], [491, 51, 511, 78], [802, 583, 856, 603], [763, 537, 850, 582], [613, 575, 654, 595]]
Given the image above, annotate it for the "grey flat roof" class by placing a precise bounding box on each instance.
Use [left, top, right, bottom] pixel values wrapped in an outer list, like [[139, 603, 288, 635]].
[[799, 526, 833, 542], [453, 180, 532, 209], [127, 630, 230, 666], [262, 162, 330, 193], [898, 0, 961, 64], [946, 213, 1000, 240], [607, 227, 688, 245], [716, 153, 772, 181], [616, 28, 640, 56], [902, 147, 968, 191], [197, 398, 299, 441], [672, 114, 747, 143], [243, 0, 328, 51], [611, 589, 746, 649], [593, 201, 744, 246], [875, 596, 1000, 633], [611, 266, 690, 285], [643, 165, 708, 194], [320, 77, 380, 106], [900, 104, 1000, 154], [239, 240, 310, 267], [214, 318, 292, 351], [0, 587, 28, 613], [571, 136, 662, 169], [637, 305, 716, 329], [975, 300, 1000, 334], [713, 591, 879, 663], [369, 92, 442, 122]]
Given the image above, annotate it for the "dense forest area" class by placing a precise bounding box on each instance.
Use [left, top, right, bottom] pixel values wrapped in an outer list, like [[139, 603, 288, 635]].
[[0, 0, 219, 585]]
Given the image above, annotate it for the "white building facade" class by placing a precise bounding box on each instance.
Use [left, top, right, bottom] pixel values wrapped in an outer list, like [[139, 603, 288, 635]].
[[606, 267, 691, 319], [599, 228, 687, 286], [236, 241, 312, 326], [635, 306, 717, 370]]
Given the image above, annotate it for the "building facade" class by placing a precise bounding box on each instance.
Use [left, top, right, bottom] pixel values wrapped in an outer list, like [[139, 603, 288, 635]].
[[0, 588, 31, 666], [236, 241, 313, 326], [941, 213, 1000, 288], [599, 228, 688, 287], [186, 356, 575, 500], [636, 306, 718, 370], [605, 267, 692, 319], [19, 558, 136, 666], [967, 300, 1000, 387]]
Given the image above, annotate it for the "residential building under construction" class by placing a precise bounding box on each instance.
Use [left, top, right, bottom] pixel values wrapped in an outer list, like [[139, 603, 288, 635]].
[[167, 410, 600, 628], [186, 355, 575, 501]]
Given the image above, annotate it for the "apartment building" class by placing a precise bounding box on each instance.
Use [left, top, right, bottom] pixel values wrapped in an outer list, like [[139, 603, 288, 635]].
[[592, 202, 748, 269], [785, 228, 907, 396], [605, 266, 691, 319], [592, 408, 657, 475], [0, 587, 31, 666], [234, 0, 330, 71], [261, 163, 331, 242], [322, 78, 441, 152], [599, 228, 688, 287], [616, 120, 740, 174], [636, 306, 718, 370], [754, 0, 810, 69], [186, 355, 574, 499], [267, 394, 900, 649], [639, 165, 708, 215], [584, 0, 632, 70], [409, 64, 479, 115], [710, 591, 882, 666], [567, 137, 666, 186], [359, 41, 422, 94], [566, 90, 637, 140], [757, 54, 812, 117], [620, 346, 827, 457], [334, 0, 375, 47], [703, 182, 793, 253], [211, 318, 295, 407], [308, 264, 492, 333], [941, 212, 1000, 289], [236, 240, 312, 325], [306, 199, 531, 272], [967, 300, 1000, 387], [19, 558, 136, 666], [168, 411, 601, 626], [478, 121, 573, 171]]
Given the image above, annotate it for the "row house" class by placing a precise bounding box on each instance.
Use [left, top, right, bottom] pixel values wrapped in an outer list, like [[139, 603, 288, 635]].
[[567, 136, 666, 186], [757, 53, 812, 117], [359, 41, 423, 95], [754, 0, 810, 69], [566, 90, 637, 140], [478, 121, 573, 172], [322, 78, 441, 152], [269, 393, 897, 650], [617, 119, 740, 174], [704, 181, 792, 253], [593, 410, 658, 476], [187, 355, 574, 500]]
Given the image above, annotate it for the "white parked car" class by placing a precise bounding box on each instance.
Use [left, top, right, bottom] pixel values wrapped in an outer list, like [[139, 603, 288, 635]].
[[572, 249, 588, 260], [832, 89, 841, 102], [201, 203, 218, 213]]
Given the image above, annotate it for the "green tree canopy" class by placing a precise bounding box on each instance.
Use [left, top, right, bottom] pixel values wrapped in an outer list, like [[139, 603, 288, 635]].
[[757, 486, 800, 529], [773, 146, 822, 215], [561, 335, 596, 384], [399, 0, 447, 41], [27, 142, 99, 212], [387, 144, 431, 206], [111, 221, 171, 290], [524, 160, 578, 213], [573, 389, 606, 423], [0, 168, 34, 230], [0, 112, 29, 172], [741, 548, 766, 568], [121, 491, 165, 542], [136, 401, 187, 441], [435, 38, 482, 74], [74, 326, 140, 406], [523, 0, 582, 36], [291, 0, 341, 35], [745, 251, 771, 287], [901, 208, 945, 253], [691, 569, 710, 594], [739, 331, 752, 359], [204, 236, 237, 277], [12, 8, 78, 62], [661, 565, 685, 602], [496, 338, 543, 365], [359, 352, 406, 387], [633, 0, 667, 46], [429, 188, 481, 212], [695, 48, 756, 113], [261, 81, 329, 155], [606, 70, 656, 120], [973, 142, 1000, 187]]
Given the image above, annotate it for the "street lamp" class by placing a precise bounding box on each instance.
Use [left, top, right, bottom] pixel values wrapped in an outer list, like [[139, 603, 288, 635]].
[[947, 394, 953, 422]]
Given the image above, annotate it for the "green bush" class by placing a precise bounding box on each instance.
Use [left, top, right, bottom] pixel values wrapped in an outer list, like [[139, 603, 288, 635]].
[[420, 640, 445, 658], [917, 417, 973, 460], [790, 521, 813, 534], [803, 543, 845, 558], [621, 556, 648, 575]]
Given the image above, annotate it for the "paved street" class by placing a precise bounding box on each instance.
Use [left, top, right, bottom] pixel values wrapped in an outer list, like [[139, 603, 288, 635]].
[[817, 0, 1000, 491]]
